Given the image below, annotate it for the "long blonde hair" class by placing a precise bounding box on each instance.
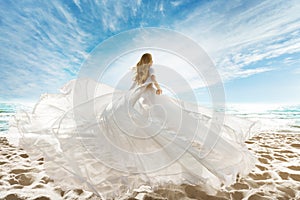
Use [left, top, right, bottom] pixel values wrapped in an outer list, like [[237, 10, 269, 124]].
[[133, 53, 152, 85]]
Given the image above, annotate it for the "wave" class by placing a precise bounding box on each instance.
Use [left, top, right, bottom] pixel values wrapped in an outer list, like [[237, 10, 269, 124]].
[[1, 102, 300, 133], [0, 103, 32, 133], [225, 104, 300, 133]]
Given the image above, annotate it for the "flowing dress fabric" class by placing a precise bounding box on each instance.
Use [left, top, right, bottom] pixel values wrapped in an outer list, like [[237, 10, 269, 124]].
[[10, 68, 259, 198]]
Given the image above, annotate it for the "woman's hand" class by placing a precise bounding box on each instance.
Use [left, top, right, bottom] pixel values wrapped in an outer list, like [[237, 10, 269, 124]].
[[151, 75, 162, 95], [156, 89, 162, 95]]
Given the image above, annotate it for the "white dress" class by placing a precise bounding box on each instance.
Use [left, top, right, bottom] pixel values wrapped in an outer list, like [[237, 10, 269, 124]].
[[10, 67, 259, 199]]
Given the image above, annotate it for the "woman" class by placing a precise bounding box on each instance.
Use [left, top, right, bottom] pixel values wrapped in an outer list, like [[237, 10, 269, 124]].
[[11, 53, 258, 199], [130, 53, 162, 95]]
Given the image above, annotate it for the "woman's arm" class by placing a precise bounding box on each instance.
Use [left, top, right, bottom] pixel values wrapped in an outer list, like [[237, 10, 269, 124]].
[[151, 75, 162, 95]]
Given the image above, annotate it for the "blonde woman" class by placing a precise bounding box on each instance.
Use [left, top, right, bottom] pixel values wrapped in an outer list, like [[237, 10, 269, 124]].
[[130, 53, 162, 95]]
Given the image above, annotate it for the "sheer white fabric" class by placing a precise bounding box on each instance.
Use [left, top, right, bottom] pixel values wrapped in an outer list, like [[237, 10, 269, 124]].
[[10, 68, 259, 199]]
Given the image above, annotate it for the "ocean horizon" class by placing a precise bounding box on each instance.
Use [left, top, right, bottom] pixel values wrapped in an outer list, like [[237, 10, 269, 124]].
[[1, 102, 300, 135]]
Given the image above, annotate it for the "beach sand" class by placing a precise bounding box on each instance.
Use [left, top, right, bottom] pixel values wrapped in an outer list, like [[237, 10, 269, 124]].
[[0, 132, 299, 200]]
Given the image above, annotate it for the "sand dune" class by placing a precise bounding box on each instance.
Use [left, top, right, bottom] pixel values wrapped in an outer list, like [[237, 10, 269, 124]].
[[0, 132, 300, 200]]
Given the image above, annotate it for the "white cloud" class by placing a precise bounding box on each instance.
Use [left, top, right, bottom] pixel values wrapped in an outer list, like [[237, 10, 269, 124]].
[[171, 1, 183, 7], [73, 0, 82, 12], [1, 0, 300, 102], [231, 67, 274, 78], [174, 0, 300, 81], [294, 68, 300, 74], [0, 1, 90, 100]]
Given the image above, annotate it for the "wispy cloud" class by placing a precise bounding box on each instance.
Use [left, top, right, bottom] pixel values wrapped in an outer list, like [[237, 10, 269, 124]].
[[171, 1, 184, 7], [174, 0, 300, 81], [0, 0, 299, 103], [72, 0, 82, 12], [294, 68, 300, 74], [0, 1, 92, 100], [0, 0, 199, 101]]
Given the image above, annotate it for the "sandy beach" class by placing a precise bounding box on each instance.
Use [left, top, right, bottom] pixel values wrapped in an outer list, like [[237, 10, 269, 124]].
[[2, 0, 300, 199], [1, 131, 299, 200]]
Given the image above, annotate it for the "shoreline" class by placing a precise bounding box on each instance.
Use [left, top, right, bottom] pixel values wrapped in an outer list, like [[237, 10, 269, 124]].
[[0, 132, 299, 200]]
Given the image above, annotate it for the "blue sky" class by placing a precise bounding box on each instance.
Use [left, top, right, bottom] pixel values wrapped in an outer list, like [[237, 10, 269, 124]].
[[1, 0, 300, 104]]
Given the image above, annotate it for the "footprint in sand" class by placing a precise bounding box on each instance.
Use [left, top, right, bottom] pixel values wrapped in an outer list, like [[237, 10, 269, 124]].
[[275, 156, 288, 162], [260, 144, 272, 148], [258, 157, 269, 164], [248, 192, 270, 200], [7, 178, 18, 185], [291, 143, 300, 148], [278, 171, 289, 180], [37, 157, 44, 165], [251, 136, 262, 140], [8, 174, 34, 186], [19, 153, 29, 158], [255, 164, 268, 171], [33, 184, 45, 189], [230, 191, 243, 200], [277, 186, 296, 199], [231, 182, 249, 190], [32, 196, 51, 200], [10, 169, 32, 174], [261, 154, 273, 160], [287, 166, 300, 171], [273, 152, 289, 162], [13, 185, 23, 189], [16, 174, 34, 186], [289, 174, 300, 181], [249, 172, 272, 180], [4, 194, 24, 200], [279, 150, 294, 154], [184, 185, 228, 200]]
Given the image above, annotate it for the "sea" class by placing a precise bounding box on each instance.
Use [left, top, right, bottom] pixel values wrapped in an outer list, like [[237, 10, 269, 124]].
[[0, 103, 32, 134], [225, 103, 300, 133], [1, 102, 300, 135]]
